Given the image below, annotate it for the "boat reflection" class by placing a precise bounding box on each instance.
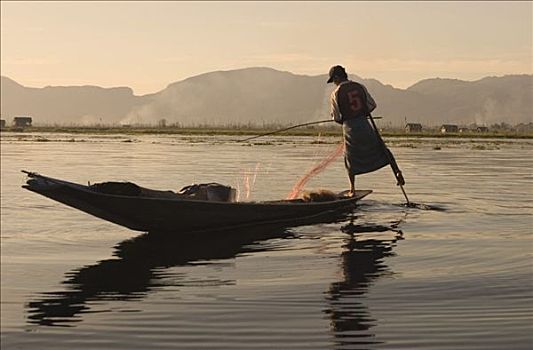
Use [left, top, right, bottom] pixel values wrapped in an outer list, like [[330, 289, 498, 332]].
[[26, 226, 295, 327], [26, 212, 404, 335], [325, 219, 404, 347]]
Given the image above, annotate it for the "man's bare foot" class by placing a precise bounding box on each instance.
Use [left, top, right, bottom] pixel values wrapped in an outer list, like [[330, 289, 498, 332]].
[[347, 190, 356, 197]]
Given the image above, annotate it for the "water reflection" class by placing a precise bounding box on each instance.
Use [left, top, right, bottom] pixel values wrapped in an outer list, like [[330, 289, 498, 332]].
[[325, 218, 404, 348], [26, 226, 294, 327], [26, 213, 404, 338]]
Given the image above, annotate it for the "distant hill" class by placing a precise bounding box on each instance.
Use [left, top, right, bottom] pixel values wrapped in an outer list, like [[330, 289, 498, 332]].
[[1, 68, 531, 126], [405, 75, 532, 125], [0, 76, 149, 125], [123, 68, 333, 126]]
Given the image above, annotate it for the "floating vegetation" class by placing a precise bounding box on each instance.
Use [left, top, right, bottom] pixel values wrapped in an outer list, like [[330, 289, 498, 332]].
[[397, 143, 417, 148], [433, 146, 442, 150], [182, 139, 206, 144], [310, 140, 335, 145], [252, 141, 276, 146], [472, 144, 500, 150], [64, 138, 86, 142]]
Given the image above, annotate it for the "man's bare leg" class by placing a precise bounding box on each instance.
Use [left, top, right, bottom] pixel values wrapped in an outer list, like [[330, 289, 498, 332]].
[[348, 173, 355, 197]]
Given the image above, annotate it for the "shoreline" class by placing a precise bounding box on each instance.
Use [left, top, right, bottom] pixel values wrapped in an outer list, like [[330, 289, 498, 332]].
[[1, 126, 532, 139]]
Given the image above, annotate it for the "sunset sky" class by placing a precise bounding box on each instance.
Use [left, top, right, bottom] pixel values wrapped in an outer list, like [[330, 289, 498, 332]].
[[1, 1, 531, 95]]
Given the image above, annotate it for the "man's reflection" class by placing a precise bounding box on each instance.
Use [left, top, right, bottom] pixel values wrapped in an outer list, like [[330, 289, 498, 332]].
[[325, 219, 403, 347]]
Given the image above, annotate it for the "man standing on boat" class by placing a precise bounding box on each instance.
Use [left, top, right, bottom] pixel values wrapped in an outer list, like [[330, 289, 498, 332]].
[[328, 65, 404, 196]]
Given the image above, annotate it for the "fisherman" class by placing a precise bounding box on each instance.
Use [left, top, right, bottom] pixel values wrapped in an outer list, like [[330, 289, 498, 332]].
[[327, 65, 404, 196]]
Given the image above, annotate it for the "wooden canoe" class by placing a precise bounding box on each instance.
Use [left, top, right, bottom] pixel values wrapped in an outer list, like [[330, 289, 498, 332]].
[[22, 171, 372, 233]]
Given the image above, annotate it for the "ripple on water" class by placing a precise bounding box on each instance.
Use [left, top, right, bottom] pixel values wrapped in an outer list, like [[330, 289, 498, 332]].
[[1, 136, 532, 349]]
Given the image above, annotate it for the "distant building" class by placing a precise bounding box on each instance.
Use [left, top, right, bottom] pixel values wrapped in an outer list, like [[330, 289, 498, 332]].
[[0, 119, 5, 129], [405, 123, 422, 133], [13, 116, 33, 127], [476, 126, 489, 133], [440, 124, 458, 133]]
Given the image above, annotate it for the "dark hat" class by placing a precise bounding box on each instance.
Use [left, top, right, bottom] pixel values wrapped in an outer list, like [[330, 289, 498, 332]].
[[327, 65, 347, 83]]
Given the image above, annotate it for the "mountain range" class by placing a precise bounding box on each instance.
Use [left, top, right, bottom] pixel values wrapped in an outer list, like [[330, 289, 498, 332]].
[[1, 67, 531, 126]]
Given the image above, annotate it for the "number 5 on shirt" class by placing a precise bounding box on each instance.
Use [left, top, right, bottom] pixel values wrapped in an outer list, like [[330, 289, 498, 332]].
[[347, 90, 362, 112]]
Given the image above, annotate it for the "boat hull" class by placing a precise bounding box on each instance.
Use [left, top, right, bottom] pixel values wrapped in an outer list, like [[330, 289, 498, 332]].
[[22, 172, 372, 233]]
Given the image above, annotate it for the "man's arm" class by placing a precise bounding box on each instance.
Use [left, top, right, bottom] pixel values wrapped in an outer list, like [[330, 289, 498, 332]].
[[330, 89, 343, 124]]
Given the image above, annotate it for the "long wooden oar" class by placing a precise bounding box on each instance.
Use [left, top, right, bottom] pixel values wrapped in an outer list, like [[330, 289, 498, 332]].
[[367, 113, 410, 205]]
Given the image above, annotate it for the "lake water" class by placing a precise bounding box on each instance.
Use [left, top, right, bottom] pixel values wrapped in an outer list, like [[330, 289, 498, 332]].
[[1, 132, 532, 349]]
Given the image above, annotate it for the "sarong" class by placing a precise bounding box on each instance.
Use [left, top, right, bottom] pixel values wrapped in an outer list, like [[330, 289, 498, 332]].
[[342, 117, 390, 176]]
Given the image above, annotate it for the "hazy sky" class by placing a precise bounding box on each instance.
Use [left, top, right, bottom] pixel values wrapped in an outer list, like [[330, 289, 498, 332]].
[[1, 1, 531, 95]]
